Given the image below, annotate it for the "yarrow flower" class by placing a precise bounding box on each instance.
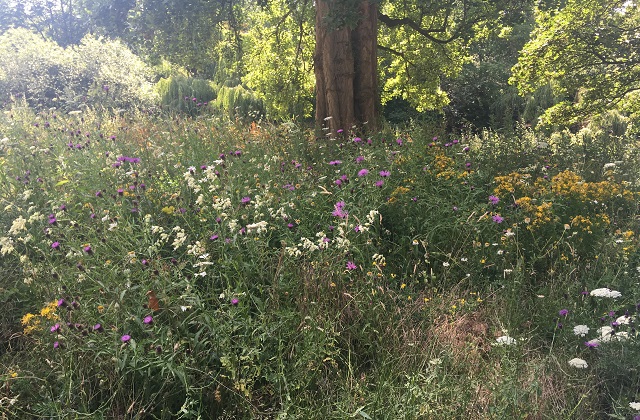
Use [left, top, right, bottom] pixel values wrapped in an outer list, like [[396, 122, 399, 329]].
[[568, 358, 588, 368], [590, 288, 622, 298]]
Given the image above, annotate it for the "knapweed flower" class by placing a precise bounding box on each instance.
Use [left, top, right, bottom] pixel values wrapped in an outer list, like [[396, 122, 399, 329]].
[[357, 169, 369, 177], [379, 170, 390, 177], [240, 196, 251, 205], [375, 180, 384, 188], [93, 324, 103, 332], [355, 155, 364, 163], [83, 245, 93, 254], [57, 298, 66, 308], [53, 341, 61, 349], [121, 334, 131, 343], [50, 323, 61, 333], [568, 358, 588, 368], [332, 201, 348, 219], [492, 214, 504, 224], [559, 309, 569, 317], [488, 195, 500, 205], [346, 261, 357, 270], [51, 241, 60, 250], [329, 160, 342, 166], [590, 288, 622, 298], [231, 298, 239, 306], [143, 316, 153, 325], [573, 325, 589, 336], [584, 340, 600, 348]]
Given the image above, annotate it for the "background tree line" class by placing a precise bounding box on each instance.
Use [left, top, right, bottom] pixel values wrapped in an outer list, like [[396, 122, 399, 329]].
[[0, 0, 638, 132]]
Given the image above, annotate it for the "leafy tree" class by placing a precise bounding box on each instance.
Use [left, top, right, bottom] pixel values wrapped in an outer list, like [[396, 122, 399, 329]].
[[0, 0, 135, 46], [242, 0, 315, 120], [511, 0, 640, 125]]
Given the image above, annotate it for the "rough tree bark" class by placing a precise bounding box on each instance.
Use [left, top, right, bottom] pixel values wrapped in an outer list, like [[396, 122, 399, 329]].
[[314, 0, 378, 134]]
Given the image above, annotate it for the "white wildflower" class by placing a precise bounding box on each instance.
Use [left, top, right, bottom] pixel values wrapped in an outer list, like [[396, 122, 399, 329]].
[[590, 288, 622, 298], [0, 237, 14, 255], [568, 358, 588, 368], [8, 216, 27, 235], [494, 336, 516, 346], [573, 325, 590, 337], [246, 221, 268, 234], [629, 402, 640, 410]]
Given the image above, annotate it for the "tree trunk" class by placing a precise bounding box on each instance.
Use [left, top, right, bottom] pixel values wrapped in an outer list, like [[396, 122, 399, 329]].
[[314, 0, 378, 135]]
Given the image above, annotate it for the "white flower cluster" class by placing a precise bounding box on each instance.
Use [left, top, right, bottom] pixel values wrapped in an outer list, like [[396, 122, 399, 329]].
[[172, 226, 188, 250], [568, 358, 588, 368], [590, 288, 622, 298], [213, 197, 232, 211], [0, 236, 14, 256], [8, 216, 27, 235], [494, 336, 516, 346], [573, 325, 590, 337], [246, 221, 268, 235]]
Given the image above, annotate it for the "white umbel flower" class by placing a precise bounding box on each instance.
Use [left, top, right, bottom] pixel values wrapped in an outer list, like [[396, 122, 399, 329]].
[[590, 288, 622, 298], [629, 402, 640, 410], [573, 325, 590, 337], [568, 358, 588, 368], [494, 336, 516, 346]]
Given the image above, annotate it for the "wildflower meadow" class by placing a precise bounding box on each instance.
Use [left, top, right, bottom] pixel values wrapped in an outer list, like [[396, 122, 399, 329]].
[[1, 105, 640, 418]]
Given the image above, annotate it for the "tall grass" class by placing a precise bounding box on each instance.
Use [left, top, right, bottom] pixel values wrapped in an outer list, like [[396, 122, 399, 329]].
[[0, 106, 639, 419]]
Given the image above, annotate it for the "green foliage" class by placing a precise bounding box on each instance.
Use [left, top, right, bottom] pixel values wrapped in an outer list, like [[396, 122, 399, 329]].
[[242, 0, 315, 120], [0, 29, 156, 110], [511, 0, 640, 125], [156, 76, 218, 114]]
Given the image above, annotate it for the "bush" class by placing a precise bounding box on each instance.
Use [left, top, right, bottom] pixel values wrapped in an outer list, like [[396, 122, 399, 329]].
[[0, 29, 156, 110]]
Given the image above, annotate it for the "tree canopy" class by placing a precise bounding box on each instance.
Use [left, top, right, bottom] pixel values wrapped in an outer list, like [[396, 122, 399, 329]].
[[511, 0, 640, 124]]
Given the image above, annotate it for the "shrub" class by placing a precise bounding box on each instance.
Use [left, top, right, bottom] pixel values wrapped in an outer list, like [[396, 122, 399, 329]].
[[0, 29, 156, 110]]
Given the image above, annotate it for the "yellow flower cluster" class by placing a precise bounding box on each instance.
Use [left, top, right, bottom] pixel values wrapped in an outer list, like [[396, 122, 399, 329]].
[[21, 300, 59, 335], [493, 172, 533, 198], [551, 170, 634, 202]]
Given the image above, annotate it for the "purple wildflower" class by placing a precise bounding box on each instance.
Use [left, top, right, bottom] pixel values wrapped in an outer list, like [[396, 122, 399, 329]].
[[559, 309, 569, 317], [357, 169, 369, 177], [51, 241, 60, 250], [121, 334, 131, 343], [489, 195, 500, 205], [379, 170, 390, 177], [231, 298, 239, 306], [240, 196, 251, 205], [492, 214, 504, 224], [143, 316, 153, 325], [346, 261, 357, 270]]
